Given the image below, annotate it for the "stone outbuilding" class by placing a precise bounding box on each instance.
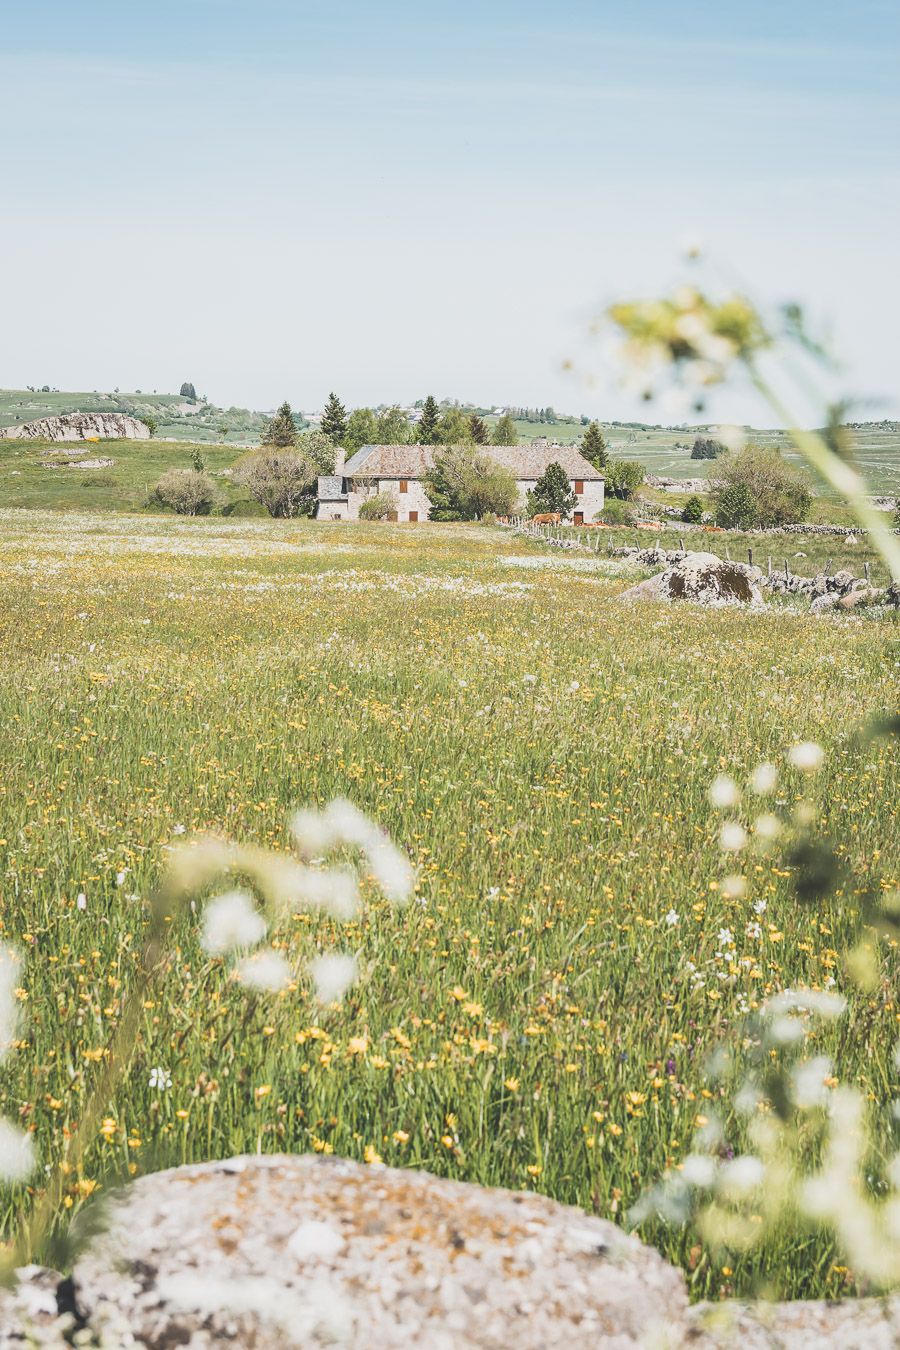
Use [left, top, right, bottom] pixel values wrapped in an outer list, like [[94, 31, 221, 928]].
[[316, 444, 604, 522]]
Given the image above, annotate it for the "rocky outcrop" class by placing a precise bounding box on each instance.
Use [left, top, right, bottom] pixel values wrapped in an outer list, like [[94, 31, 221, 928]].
[[0, 412, 149, 441], [619, 551, 765, 608], [2, 1155, 898, 1347]]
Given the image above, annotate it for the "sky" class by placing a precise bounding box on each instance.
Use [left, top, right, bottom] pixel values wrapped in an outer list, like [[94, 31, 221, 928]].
[[1, 0, 898, 423]]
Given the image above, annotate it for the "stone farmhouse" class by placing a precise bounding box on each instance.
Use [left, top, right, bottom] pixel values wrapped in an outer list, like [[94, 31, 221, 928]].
[[316, 443, 604, 522]]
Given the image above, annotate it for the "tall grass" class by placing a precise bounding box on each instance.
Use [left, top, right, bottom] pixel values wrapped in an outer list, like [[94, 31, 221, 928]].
[[0, 509, 896, 1299]]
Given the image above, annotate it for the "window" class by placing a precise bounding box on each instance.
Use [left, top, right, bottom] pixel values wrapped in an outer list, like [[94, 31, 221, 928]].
[[574, 480, 584, 494], [399, 479, 408, 493], [409, 511, 419, 522]]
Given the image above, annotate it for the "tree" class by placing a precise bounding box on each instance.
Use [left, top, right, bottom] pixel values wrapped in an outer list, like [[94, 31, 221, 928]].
[[234, 446, 315, 517], [682, 494, 705, 523], [526, 462, 577, 517], [424, 446, 517, 520], [359, 492, 398, 520], [605, 459, 645, 499], [191, 446, 206, 473], [691, 436, 723, 460], [261, 401, 298, 448], [712, 445, 812, 527], [469, 414, 489, 444], [180, 382, 197, 401], [418, 395, 440, 444], [345, 408, 379, 453], [436, 407, 474, 445], [492, 413, 517, 445], [296, 429, 336, 475], [581, 421, 608, 470], [600, 499, 635, 526], [143, 413, 158, 438], [715, 480, 757, 529], [375, 406, 410, 444], [152, 468, 216, 516], [320, 392, 347, 445], [217, 424, 229, 442]]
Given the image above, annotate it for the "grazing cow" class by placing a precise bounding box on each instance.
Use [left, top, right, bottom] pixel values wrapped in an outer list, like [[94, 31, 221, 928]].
[[531, 512, 561, 525]]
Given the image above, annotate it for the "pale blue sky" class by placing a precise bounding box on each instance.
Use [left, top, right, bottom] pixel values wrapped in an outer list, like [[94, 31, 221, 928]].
[[2, 1, 897, 421]]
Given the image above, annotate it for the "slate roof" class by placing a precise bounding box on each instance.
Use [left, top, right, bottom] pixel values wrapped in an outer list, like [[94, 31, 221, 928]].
[[341, 444, 603, 481], [316, 475, 346, 500]]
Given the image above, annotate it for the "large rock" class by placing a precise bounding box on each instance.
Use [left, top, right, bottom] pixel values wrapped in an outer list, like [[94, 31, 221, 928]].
[[619, 552, 764, 608], [0, 412, 149, 441], [70, 1155, 685, 1347]]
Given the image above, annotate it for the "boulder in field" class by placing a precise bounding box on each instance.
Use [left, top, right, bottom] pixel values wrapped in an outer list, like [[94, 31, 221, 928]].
[[619, 552, 764, 608]]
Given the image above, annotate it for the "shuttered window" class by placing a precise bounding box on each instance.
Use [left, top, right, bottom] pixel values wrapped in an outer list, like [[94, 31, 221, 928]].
[[574, 480, 584, 494]]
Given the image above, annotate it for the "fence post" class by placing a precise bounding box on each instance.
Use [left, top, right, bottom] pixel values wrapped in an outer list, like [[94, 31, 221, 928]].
[[747, 548, 753, 566], [864, 561, 870, 583], [767, 556, 772, 577]]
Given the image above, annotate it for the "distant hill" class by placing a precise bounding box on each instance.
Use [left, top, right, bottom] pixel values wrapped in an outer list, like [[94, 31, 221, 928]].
[[0, 389, 267, 445]]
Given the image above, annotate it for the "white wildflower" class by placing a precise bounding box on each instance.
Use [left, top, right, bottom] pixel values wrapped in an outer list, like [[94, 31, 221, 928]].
[[201, 890, 267, 956], [792, 1056, 833, 1109], [709, 774, 740, 809], [753, 898, 768, 915], [310, 953, 358, 1004], [0, 1119, 36, 1183], [522, 673, 537, 684], [717, 927, 734, 947], [788, 741, 825, 772], [235, 951, 291, 993], [749, 762, 778, 795], [76, 892, 87, 911], [665, 909, 680, 927], [745, 921, 762, 940], [682, 1154, 717, 1187], [172, 823, 186, 836], [717, 1155, 765, 1197], [149, 1066, 172, 1090], [719, 821, 747, 852]]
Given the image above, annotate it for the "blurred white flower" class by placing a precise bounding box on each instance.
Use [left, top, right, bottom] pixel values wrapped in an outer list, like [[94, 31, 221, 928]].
[[290, 808, 340, 860], [76, 892, 87, 911], [310, 953, 358, 1004], [766, 988, 846, 1020], [719, 821, 747, 852], [754, 813, 781, 841], [717, 1155, 765, 1197], [665, 909, 680, 927], [0, 946, 22, 1063], [769, 1015, 807, 1046], [0, 1119, 36, 1183], [709, 774, 740, 809], [682, 1154, 717, 1187], [201, 890, 267, 956], [366, 841, 415, 905], [749, 762, 778, 795], [715, 424, 747, 453], [721, 874, 746, 899], [793, 1056, 833, 1109], [788, 741, 824, 772], [235, 951, 291, 993]]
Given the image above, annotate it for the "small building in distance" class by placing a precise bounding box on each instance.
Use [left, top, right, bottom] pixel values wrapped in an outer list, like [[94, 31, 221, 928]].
[[316, 444, 604, 522]]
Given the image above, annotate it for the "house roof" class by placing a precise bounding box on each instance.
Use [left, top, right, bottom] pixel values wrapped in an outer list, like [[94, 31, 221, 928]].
[[342, 443, 604, 481], [316, 475, 346, 500]]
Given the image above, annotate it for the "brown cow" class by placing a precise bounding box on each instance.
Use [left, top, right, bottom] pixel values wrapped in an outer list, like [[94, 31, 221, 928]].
[[531, 512, 561, 525]]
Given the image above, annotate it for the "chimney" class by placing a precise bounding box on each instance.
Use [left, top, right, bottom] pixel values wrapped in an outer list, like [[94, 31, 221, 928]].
[[334, 448, 346, 475]]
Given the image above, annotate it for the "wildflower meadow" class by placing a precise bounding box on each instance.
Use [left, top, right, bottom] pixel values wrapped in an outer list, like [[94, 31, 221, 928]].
[[0, 506, 897, 1301]]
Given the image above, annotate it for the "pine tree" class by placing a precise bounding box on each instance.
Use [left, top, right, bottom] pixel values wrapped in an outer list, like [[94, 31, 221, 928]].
[[321, 392, 347, 445], [191, 446, 206, 473], [262, 401, 298, 448], [418, 395, 440, 444], [492, 413, 517, 446], [581, 421, 608, 470], [469, 414, 489, 444], [527, 462, 577, 517]]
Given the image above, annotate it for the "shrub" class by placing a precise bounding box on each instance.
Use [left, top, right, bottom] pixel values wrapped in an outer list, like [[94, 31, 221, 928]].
[[233, 447, 315, 518], [151, 468, 217, 516], [359, 492, 397, 520], [425, 447, 517, 520], [682, 494, 705, 523], [713, 444, 812, 527], [605, 459, 645, 500], [715, 480, 757, 529], [690, 436, 723, 460], [599, 498, 635, 526]]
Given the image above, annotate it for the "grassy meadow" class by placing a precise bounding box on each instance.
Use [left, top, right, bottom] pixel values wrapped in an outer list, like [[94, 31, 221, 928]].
[[0, 509, 898, 1300]]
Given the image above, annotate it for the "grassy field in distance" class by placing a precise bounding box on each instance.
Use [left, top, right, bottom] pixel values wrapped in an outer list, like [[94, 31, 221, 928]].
[[0, 510, 896, 1300]]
